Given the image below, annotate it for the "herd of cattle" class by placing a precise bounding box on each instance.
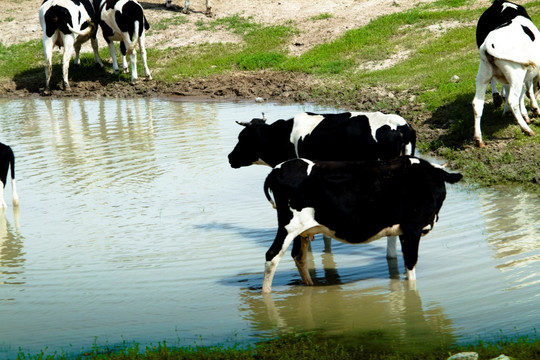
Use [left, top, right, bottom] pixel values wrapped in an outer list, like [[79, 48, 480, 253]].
[[0, 0, 533, 292]]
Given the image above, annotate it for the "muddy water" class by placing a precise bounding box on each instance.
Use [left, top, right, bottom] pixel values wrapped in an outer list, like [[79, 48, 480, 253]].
[[0, 98, 538, 358]]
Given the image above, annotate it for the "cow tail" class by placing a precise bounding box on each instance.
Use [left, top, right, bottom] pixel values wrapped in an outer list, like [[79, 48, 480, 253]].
[[264, 175, 277, 209], [144, 16, 150, 31]]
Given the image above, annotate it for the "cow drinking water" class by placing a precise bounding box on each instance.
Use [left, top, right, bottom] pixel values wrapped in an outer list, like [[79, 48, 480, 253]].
[[261, 156, 462, 293]]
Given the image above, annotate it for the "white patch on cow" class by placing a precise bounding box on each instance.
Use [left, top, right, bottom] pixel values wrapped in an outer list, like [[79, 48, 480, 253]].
[[409, 158, 420, 165], [301, 158, 315, 175], [502, 2, 518, 12], [290, 113, 325, 156], [350, 111, 407, 142], [286, 207, 320, 235]]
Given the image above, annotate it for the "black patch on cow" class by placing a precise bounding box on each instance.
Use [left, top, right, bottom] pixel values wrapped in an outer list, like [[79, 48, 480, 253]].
[[476, 0, 530, 47], [99, 19, 115, 42], [115, 1, 146, 40], [522, 25, 535, 41], [44, 5, 74, 37]]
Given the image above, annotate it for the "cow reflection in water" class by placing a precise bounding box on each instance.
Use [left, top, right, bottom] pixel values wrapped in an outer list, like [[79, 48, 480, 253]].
[[238, 252, 454, 347]]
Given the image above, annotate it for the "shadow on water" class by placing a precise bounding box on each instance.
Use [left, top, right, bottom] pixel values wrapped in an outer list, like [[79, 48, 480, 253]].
[[425, 92, 518, 149]]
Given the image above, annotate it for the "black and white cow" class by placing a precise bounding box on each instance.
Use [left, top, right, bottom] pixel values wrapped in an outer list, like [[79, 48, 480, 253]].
[[39, 0, 104, 94], [165, 0, 212, 15], [261, 156, 462, 293], [95, 0, 152, 84], [228, 111, 416, 168], [229, 111, 416, 255], [473, 0, 539, 147], [0, 143, 19, 208], [476, 0, 540, 117]]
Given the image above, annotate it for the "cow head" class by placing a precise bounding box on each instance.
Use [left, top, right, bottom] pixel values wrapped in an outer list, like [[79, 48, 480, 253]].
[[228, 117, 269, 168]]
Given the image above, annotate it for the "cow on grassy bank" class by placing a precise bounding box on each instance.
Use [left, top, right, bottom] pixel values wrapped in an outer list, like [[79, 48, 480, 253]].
[[473, 0, 539, 147], [95, 0, 152, 84], [261, 156, 462, 293], [39, 0, 103, 94]]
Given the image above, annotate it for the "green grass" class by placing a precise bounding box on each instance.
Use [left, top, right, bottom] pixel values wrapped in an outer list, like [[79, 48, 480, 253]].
[[11, 333, 540, 360]]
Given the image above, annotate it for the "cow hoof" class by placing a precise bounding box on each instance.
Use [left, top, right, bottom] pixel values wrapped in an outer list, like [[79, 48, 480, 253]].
[[525, 129, 535, 136], [145, 75, 152, 81], [205, 8, 212, 17], [475, 139, 486, 148], [43, 89, 51, 96]]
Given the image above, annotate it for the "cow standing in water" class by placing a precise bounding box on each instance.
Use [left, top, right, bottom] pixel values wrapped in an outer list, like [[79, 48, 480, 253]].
[[261, 157, 462, 293], [229, 111, 416, 256], [0, 143, 19, 208]]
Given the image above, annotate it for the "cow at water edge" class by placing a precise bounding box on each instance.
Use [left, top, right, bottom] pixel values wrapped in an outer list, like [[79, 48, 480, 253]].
[[39, 0, 104, 94], [261, 156, 462, 293], [95, 0, 152, 84]]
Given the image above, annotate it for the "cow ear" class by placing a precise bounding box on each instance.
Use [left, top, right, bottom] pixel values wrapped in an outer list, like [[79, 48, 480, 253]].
[[235, 120, 251, 127]]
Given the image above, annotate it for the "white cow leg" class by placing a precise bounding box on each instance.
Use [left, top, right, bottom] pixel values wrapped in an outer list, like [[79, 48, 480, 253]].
[[129, 49, 138, 83], [386, 236, 398, 259], [263, 231, 297, 293], [0, 182, 6, 208], [472, 61, 491, 147], [43, 37, 54, 94], [139, 35, 152, 80], [61, 35, 75, 90], [108, 42, 120, 74], [507, 81, 536, 136], [11, 179, 19, 207]]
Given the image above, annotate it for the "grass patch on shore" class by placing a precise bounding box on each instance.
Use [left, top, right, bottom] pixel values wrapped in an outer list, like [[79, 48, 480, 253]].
[[12, 333, 540, 360]]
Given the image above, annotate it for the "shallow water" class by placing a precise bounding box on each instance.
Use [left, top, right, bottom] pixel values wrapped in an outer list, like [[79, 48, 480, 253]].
[[0, 98, 538, 358]]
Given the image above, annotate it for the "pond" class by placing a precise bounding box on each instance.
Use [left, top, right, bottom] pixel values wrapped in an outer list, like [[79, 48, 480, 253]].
[[0, 98, 538, 358]]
